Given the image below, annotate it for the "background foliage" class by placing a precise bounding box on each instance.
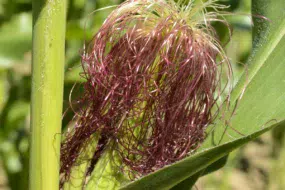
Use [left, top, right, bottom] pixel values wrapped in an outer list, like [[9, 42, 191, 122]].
[[0, 0, 284, 189]]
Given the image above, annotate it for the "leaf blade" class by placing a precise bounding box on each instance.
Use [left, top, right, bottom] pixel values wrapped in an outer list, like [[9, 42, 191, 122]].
[[120, 120, 285, 190]]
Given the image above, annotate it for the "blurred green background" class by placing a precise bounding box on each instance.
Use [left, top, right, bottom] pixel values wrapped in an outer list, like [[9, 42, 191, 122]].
[[0, 0, 284, 189]]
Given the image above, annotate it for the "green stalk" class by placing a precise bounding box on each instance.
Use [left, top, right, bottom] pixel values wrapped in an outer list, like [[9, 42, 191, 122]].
[[30, 1, 66, 190]]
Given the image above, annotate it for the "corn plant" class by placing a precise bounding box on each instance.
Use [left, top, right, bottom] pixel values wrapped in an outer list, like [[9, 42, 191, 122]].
[[28, 0, 285, 190]]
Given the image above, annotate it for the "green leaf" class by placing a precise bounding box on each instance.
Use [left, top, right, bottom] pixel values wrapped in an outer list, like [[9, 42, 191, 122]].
[[0, 70, 7, 112], [0, 13, 32, 68], [2, 100, 29, 134], [202, 155, 228, 176], [120, 120, 284, 190], [170, 155, 228, 190], [169, 170, 203, 190]]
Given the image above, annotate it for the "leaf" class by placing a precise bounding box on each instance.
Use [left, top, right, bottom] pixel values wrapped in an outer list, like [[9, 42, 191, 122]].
[[0, 100, 30, 136], [0, 70, 6, 112], [202, 155, 229, 176], [169, 170, 203, 190], [120, 120, 284, 190], [119, 0, 285, 189], [169, 155, 228, 190], [0, 13, 32, 68]]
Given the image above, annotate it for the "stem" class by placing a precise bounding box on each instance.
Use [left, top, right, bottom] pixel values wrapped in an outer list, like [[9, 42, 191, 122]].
[[30, 1, 66, 190]]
